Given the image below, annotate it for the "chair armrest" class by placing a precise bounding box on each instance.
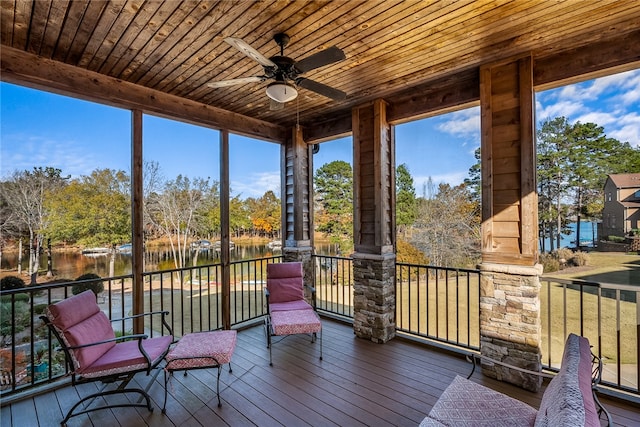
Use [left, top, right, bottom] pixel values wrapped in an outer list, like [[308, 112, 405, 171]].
[[264, 288, 272, 314], [66, 334, 148, 350], [591, 351, 613, 427], [110, 310, 169, 322]]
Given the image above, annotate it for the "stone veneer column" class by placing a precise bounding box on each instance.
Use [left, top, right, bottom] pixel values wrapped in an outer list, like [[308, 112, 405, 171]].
[[479, 262, 543, 392], [283, 246, 314, 302], [352, 253, 396, 343]]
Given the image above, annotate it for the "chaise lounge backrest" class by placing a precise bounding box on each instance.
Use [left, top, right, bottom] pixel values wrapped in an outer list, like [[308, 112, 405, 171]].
[[266, 262, 311, 311], [535, 333, 600, 426]]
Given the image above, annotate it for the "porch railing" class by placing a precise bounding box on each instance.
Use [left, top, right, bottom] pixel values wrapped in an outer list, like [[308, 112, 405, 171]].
[[395, 262, 481, 351], [540, 277, 639, 395], [313, 255, 354, 318], [0, 256, 282, 398], [2, 256, 638, 400]]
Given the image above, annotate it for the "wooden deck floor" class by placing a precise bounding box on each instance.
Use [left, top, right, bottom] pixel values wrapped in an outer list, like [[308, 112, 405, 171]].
[[1, 319, 638, 426]]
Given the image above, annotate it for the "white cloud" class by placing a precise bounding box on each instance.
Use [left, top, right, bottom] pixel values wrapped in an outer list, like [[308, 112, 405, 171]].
[[436, 107, 480, 139], [537, 100, 583, 122], [1, 134, 97, 178], [609, 112, 640, 146], [231, 170, 280, 199], [536, 69, 640, 148], [574, 111, 617, 126]]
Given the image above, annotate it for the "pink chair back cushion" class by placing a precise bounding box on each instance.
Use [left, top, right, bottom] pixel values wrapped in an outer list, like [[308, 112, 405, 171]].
[[47, 290, 115, 369], [64, 311, 116, 369], [267, 263, 304, 303], [48, 290, 101, 330]]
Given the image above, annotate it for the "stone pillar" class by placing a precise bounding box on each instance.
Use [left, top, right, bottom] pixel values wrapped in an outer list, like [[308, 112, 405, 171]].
[[283, 246, 314, 302], [353, 253, 396, 343], [479, 56, 541, 390], [351, 99, 396, 343], [480, 262, 543, 392]]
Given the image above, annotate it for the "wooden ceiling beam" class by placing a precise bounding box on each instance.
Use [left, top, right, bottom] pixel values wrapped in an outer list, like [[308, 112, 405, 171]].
[[533, 29, 640, 90], [303, 30, 640, 143], [0, 46, 287, 143]]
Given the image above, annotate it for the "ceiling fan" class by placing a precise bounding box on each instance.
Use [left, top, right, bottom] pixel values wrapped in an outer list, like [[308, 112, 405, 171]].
[[207, 33, 346, 109]]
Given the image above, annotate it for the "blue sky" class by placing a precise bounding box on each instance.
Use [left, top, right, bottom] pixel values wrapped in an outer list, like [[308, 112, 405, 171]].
[[1, 68, 639, 198]]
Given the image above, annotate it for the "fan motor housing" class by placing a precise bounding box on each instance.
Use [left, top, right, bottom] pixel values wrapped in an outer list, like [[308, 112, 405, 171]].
[[268, 56, 297, 80]]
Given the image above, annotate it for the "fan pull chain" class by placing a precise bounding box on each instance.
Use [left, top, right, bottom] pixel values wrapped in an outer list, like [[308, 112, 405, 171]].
[[296, 96, 300, 132]]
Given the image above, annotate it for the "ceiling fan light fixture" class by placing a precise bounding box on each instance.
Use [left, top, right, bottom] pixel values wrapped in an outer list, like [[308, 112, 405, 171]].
[[265, 82, 298, 103]]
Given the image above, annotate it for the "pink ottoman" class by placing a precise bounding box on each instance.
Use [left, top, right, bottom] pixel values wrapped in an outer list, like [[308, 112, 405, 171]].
[[163, 330, 236, 410]]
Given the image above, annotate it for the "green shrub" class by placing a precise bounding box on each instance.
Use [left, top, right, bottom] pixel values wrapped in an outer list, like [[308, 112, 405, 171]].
[[608, 235, 626, 243], [0, 293, 29, 303], [1, 275, 26, 291], [72, 273, 104, 296], [33, 303, 48, 315]]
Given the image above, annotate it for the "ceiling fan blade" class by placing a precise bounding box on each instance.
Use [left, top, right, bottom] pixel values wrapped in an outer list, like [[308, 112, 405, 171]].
[[224, 37, 276, 68], [296, 78, 346, 100], [294, 46, 345, 73], [269, 99, 285, 111], [207, 76, 264, 88]]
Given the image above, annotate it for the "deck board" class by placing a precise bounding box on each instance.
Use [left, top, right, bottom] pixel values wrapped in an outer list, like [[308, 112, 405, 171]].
[[1, 319, 638, 426]]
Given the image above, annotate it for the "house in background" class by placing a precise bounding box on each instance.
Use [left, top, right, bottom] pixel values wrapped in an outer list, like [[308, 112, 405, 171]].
[[601, 173, 640, 238]]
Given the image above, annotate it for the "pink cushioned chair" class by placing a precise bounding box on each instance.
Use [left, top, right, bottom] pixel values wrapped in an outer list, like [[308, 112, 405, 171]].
[[265, 262, 322, 366], [40, 290, 173, 425]]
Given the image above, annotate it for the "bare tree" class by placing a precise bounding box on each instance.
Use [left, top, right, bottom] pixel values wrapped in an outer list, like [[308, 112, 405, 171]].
[[412, 179, 481, 270], [0, 167, 67, 283], [145, 173, 212, 271]]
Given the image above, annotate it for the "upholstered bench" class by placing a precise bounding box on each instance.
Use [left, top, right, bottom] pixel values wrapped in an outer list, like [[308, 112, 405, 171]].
[[420, 334, 611, 426], [163, 330, 236, 411]]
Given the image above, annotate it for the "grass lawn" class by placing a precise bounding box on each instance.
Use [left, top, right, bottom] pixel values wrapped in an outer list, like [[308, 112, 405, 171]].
[[541, 251, 638, 384], [545, 252, 640, 285]]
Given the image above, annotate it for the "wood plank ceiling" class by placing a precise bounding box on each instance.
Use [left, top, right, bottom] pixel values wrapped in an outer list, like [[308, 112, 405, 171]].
[[2, 0, 640, 142]]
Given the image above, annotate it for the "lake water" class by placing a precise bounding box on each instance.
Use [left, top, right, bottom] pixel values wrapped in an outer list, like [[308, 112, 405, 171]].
[[541, 221, 597, 251], [1, 242, 339, 280]]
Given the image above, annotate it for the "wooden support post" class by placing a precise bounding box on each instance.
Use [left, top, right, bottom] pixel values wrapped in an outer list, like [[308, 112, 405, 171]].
[[131, 109, 144, 334], [220, 130, 231, 330], [352, 99, 396, 343], [282, 126, 314, 282], [479, 55, 542, 391]]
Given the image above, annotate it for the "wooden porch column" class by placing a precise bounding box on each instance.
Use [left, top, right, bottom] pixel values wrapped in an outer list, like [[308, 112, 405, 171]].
[[282, 126, 314, 284], [479, 55, 542, 391], [131, 109, 144, 334], [220, 130, 231, 330], [352, 99, 396, 343]]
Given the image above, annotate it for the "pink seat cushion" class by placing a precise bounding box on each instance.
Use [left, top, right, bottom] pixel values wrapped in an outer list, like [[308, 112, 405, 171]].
[[81, 335, 173, 378], [270, 309, 321, 336], [267, 262, 304, 303], [165, 331, 237, 371], [270, 300, 312, 312]]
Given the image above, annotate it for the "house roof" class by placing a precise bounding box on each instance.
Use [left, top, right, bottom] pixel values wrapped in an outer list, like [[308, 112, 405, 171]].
[[621, 201, 640, 209], [608, 173, 640, 189], [2, 1, 640, 142]]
